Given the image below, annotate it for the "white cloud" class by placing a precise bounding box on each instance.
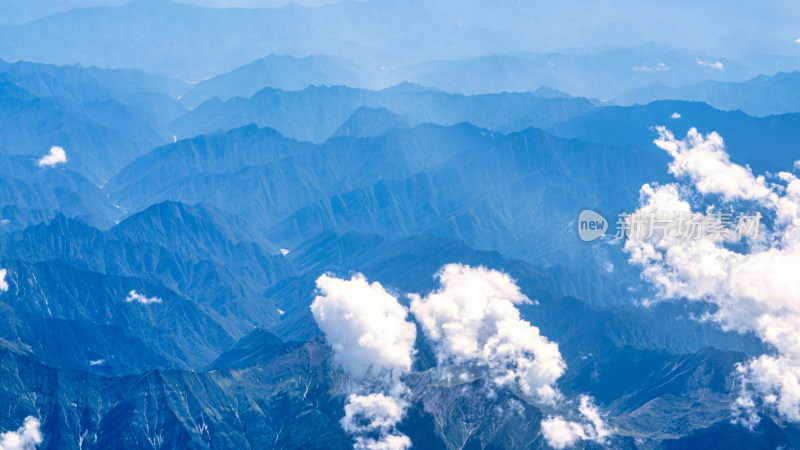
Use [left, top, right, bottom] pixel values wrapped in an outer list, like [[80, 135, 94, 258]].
[[0, 416, 43, 450], [670, 112, 681, 119], [280, 248, 290, 256], [314, 268, 612, 447], [312, 274, 416, 449], [541, 416, 585, 449], [89, 359, 105, 366], [654, 127, 771, 202], [0, 268, 8, 293], [341, 393, 412, 450], [341, 393, 407, 435], [409, 264, 565, 404], [734, 355, 800, 424], [541, 396, 610, 449], [632, 62, 669, 72], [37, 146, 67, 168], [626, 127, 800, 425], [697, 59, 725, 70], [795, 38, 800, 46], [312, 274, 416, 384], [125, 290, 162, 305]]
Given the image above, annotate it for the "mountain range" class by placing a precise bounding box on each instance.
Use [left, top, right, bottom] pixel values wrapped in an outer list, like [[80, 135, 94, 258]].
[[1, 3, 799, 448]]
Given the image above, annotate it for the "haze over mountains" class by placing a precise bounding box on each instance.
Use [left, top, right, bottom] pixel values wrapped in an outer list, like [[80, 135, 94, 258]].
[[1, 1, 800, 449], [616, 71, 800, 116], [2, 0, 800, 91]]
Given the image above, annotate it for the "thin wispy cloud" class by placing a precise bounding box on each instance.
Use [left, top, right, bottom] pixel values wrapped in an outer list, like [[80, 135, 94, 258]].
[[632, 62, 669, 72], [697, 59, 724, 70], [125, 290, 162, 305], [541, 396, 611, 449]]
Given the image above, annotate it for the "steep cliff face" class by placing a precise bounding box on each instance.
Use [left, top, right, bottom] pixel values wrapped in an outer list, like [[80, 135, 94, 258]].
[[0, 338, 351, 450], [0, 323, 786, 450], [1, 202, 296, 333]]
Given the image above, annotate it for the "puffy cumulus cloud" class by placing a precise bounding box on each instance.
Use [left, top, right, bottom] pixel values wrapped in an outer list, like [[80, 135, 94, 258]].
[[541, 416, 585, 449], [0, 416, 43, 450], [796, 38, 800, 46], [654, 127, 771, 202], [312, 274, 416, 385], [541, 396, 610, 449], [341, 393, 411, 450], [314, 268, 612, 447], [0, 268, 8, 293], [733, 355, 800, 427], [311, 274, 416, 449], [352, 435, 411, 450], [409, 264, 565, 404], [670, 112, 681, 119], [37, 146, 67, 168], [125, 290, 162, 305], [697, 59, 725, 70], [626, 127, 800, 426]]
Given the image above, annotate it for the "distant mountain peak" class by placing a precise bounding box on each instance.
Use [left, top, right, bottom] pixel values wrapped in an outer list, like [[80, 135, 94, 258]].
[[332, 106, 410, 138], [207, 328, 293, 370]]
